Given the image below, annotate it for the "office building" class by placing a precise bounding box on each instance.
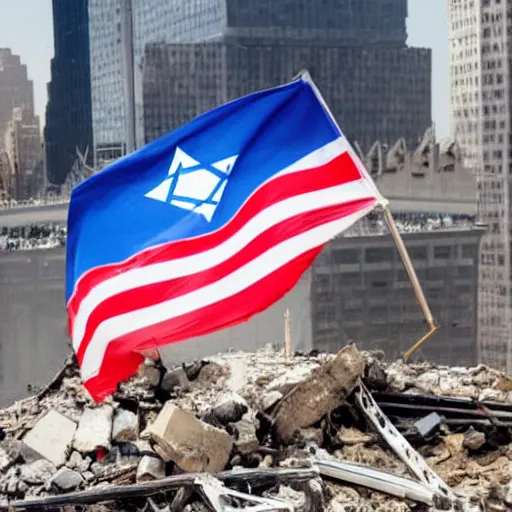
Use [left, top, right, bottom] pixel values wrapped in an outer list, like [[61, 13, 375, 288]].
[[0, 49, 34, 142], [88, 0, 430, 164], [45, 0, 93, 186], [4, 109, 43, 200], [143, 42, 430, 150], [0, 49, 42, 200], [448, 0, 512, 371]]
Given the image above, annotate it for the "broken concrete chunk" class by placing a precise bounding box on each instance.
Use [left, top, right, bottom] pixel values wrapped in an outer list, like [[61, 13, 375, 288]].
[[89, 462, 105, 477], [337, 427, 375, 446], [232, 414, 259, 455], [0, 446, 13, 472], [144, 402, 233, 472], [274, 345, 365, 441], [82, 471, 95, 482], [160, 367, 191, 392], [50, 467, 84, 491], [73, 406, 113, 453], [6, 476, 17, 495], [19, 459, 56, 485], [112, 409, 139, 442], [299, 427, 324, 447], [211, 392, 248, 424], [260, 390, 283, 412], [1, 438, 20, 464], [136, 455, 166, 482], [363, 357, 388, 391], [17, 480, 28, 495], [138, 359, 162, 387], [443, 433, 465, 455], [21, 410, 76, 467], [66, 451, 91, 473], [414, 412, 443, 439], [463, 427, 486, 451], [265, 365, 316, 395], [274, 485, 307, 509]]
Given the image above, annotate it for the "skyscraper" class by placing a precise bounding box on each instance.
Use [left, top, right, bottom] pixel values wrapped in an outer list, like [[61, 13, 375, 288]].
[[45, 0, 93, 186], [0, 49, 34, 144], [141, 0, 430, 149], [448, 1, 511, 371], [88, 0, 430, 166], [0, 49, 42, 200]]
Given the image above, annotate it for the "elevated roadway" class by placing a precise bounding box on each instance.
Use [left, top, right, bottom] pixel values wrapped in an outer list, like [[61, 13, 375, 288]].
[[0, 202, 69, 227]]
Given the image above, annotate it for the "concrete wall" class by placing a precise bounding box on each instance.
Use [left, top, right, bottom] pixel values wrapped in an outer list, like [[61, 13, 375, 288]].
[[0, 247, 312, 407], [0, 203, 68, 227], [0, 248, 69, 407]]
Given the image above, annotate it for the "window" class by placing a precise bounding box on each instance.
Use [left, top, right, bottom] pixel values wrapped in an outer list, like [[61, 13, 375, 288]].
[[333, 249, 359, 265], [462, 244, 476, 259], [434, 246, 452, 259], [365, 247, 394, 263], [407, 246, 427, 260]]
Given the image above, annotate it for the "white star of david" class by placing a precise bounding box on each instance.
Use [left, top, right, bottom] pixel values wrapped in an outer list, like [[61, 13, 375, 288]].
[[145, 147, 238, 221]]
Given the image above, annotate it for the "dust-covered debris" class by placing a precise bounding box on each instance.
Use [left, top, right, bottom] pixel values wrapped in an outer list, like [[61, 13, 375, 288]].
[[0, 345, 512, 511]]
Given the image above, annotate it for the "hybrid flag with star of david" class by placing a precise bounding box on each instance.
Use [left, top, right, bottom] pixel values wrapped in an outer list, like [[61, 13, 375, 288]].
[[66, 75, 384, 401]]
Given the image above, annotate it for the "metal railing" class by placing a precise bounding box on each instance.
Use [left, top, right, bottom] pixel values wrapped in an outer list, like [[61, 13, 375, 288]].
[[0, 195, 71, 211]]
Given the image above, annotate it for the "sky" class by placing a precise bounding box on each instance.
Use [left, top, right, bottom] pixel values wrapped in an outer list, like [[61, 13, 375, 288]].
[[0, 0, 450, 139]]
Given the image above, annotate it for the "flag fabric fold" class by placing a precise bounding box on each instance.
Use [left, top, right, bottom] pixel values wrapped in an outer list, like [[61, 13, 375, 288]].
[[66, 77, 381, 401]]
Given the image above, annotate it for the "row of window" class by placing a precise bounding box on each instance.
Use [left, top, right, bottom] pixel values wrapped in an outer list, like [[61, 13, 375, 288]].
[[329, 244, 477, 265]]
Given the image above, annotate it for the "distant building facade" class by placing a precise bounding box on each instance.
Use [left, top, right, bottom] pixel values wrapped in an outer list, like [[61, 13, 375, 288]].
[[44, 0, 93, 186], [0, 49, 34, 142], [0, 49, 42, 200], [448, 0, 512, 372], [4, 109, 43, 200], [88, 0, 430, 166], [310, 132, 481, 366], [143, 42, 431, 150]]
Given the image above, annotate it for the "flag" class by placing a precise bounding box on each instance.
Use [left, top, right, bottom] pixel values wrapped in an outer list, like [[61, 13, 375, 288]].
[[66, 76, 382, 401]]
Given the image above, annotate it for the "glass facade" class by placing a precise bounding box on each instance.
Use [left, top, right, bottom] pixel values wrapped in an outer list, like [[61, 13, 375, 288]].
[[88, 0, 127, 168], [0, 50, 42, 199], [312, 227, 483, 368], [89, 0, 428, 161], [45, 0, 93, 186], [224, 0, 408, 47], [143, 42, 431, 150]]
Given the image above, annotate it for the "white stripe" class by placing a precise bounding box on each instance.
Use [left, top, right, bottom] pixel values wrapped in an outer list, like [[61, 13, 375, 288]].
[[69, 137, 350, 305], [72, 178, 375, 352], [81, 203, 376, 380], [273, 136, 350, 177]]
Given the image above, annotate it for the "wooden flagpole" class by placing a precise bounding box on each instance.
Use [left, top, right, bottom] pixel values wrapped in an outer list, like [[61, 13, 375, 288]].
[[298, 70, 439, 362], [284, 308, 292, 359], [382, 206, 439, 361]]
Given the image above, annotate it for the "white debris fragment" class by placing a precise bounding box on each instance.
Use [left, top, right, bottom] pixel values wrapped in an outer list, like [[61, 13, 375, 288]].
[[73, 406, 114, 453], [66, 451, 91, 473], [136, 455, 165, 482], [50, 467, 84, 491], [19, 459, 56, 485], [112, 409, 139, 442], [144, 402, 233, 472], [21, 410, 77, 467]]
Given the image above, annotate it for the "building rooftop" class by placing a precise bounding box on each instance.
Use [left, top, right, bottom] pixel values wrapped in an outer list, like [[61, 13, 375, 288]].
[[356, 128, 477, 216], [345, 211, 478, 238]]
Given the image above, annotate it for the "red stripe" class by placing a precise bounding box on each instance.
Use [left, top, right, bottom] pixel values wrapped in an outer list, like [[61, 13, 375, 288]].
[[76, 197, 375, 364], [83, 246, 324, 402], [68, 151, 361, 328]]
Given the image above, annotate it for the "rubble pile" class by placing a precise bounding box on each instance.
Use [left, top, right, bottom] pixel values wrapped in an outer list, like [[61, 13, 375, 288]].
[[1, 345, 512, 511]]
